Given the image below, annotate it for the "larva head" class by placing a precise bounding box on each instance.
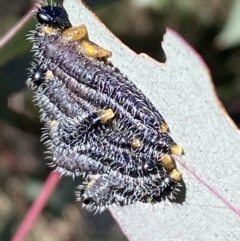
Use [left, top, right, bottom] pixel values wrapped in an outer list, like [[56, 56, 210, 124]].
[[30, 67, 46, 86], [36, 6, 71, 30], [29, 67, 54, 87]]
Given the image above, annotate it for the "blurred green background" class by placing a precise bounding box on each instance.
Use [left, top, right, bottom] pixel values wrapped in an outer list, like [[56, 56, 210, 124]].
[[0, 0, 240, 240]]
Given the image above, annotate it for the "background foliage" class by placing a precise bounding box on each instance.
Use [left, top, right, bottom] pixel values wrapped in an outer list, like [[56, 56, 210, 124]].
[[0, 0, 239, 240]]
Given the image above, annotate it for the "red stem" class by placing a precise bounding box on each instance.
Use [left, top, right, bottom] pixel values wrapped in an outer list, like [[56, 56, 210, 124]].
[[0, 0, 43, 49], [11, 171, 61, 241]]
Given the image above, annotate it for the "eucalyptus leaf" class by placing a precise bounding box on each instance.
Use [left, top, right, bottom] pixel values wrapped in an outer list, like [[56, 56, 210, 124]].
[[64, 0, 240, 240]]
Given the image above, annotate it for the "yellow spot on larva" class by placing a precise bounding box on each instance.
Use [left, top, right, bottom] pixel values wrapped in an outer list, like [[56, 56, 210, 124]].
[[80, 40, 112, 59], [170, 144, 185, 155], [161, 154, 175, 170], [62, 25, 89, 41], [170, 169, 182, 181], [45, 70, 54, 80], [98, 109, 115, 123], [41, 26, 58, 35], [50, 120, 59, 129], [160, 123, 170, 133], [131, 139, 142, 149]]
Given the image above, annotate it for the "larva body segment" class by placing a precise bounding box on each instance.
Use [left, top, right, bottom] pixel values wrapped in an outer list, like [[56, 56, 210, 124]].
[[76, 172, 180, 212], [27, 3, 184, 212]]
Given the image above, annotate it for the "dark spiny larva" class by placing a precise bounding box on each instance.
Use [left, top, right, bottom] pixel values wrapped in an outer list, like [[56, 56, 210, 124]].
[[48, 117, 174, 178], [26, 3, 184, 212], [76, 172, 179, 212]]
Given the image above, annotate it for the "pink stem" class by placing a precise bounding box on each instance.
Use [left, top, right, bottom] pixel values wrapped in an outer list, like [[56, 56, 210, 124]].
[[0, 0, 43, 49], [11, 171, 61, 241]]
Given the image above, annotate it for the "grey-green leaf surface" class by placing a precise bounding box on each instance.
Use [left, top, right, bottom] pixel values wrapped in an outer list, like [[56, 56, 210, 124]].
[[64, 0, 240, 240]]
